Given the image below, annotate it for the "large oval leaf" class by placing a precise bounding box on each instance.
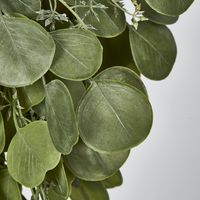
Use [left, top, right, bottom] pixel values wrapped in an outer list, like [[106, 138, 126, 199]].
[[0, 112, 5, 154], [95, 66, 147, 96], [101, 171, 123, 189], [129, 22, 177, 80], [45, 80, 79, 154], [145, 0, 194, 16], [0, 15, 55, 87], [64, 0, 126, 37], [78, 81, 153, 153], [70, 180, 109, 200], [7, 121, 61, 187], [50, 29, 102, 81], [140, 0, 179, 25], [18, 79, 45, 111], [0, 169, 22, 200], [0, 0, 41, 18], [65, 140, 129, 181]]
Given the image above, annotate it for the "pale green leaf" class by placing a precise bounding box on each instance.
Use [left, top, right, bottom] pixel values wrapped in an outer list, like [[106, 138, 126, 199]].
[[0, 15, 55, 87], [50, 29, 102, 81], [129, 22, 177, 80], [45, 80, 79, 154], [78, 80, 153, 152], [7, 121, 61, 187], [65, 140, 129, 181], [0, 112, 5, 154]]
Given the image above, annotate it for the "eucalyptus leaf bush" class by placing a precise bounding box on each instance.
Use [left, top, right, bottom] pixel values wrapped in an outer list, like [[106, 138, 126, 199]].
[[0, 0, 194, 199]]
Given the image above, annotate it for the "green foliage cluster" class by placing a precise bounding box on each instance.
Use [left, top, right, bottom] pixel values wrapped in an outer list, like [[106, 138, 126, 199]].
[[0, 0, 194, 199]]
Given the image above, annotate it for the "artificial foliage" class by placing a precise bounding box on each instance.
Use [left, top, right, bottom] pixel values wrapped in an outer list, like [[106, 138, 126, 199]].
[[0, 0, 194, 199]]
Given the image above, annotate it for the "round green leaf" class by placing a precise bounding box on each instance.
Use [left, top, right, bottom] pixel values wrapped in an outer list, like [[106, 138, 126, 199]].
[[65, 140, 129, 181], [129, 22, 177, 80], [78, 81, 153, 153], [18, 79, 45, 111], [140, 0, 179, 25], [101, 171, 123, 189], [0, 112, 5, 154], [145, 0, 194, 16], [67, 0, 126, 37], [45, 80, 79, 155], [0, 169, 22, 200], [0, 0, 41, 18], [95, 66, 147, 96], [7, 121, 61, 187], [0, 15, 55, 87], [50, 29, 103, 81], [71, 180, 109, 200]]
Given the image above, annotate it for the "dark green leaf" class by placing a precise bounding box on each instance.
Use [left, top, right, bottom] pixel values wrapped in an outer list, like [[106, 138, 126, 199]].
[[129, 22, 177, 80], [46, 80, 79, 154], [0, 15, 55, 87], [145, 0, 194, 16], [50, 28, 103, 81], [0, 112, 5, 154], [71, 180, 109, 200], [7, 121, 61, 187], [0, 169, 22, 200], [65, 140, 129, 181]]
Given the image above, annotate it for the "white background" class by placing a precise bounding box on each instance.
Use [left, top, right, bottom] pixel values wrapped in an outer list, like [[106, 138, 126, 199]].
[[24, 1, 200, 199], [109, 0, 200, 200]]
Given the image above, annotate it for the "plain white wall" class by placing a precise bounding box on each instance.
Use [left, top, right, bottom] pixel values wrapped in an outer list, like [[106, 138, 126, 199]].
[[109, 1, 200, 200]]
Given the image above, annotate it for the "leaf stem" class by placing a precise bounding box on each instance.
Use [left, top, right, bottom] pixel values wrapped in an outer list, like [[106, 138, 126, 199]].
[[57, 0, 88, 29]]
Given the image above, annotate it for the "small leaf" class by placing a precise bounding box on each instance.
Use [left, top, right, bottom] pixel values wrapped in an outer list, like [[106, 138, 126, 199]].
[[45, 80, 79, 155], [18, 79, 45, 111], [95, 66, 147, 96], [0, 0, 41, 18], [0, 169, 22, 200], [0, 112, 5, 154], [129, 21, 177, 80], [50, 28, 103, 81], [78, 80, 153, 152], [145, 0, 194, 16], [70, 180, 109, 200], [0, 15, 55, 87], [65, 140, 129, 181], [7, 121, 61, 187], [102, 171, 123, 189]]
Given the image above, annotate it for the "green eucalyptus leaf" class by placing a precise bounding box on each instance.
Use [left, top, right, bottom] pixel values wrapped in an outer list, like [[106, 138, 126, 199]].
[[140, 0, 179, 25], [0, 0, 41, 18], [46, 161, 70, 198], [145, 0, 194, 16], [101, 171, 123, 189], [78, 80, 153, 153], [45, 80, 79, 155], [67, 0, 126, 37], [18, 79, 45, 111], [0, 15, 55, 87], [70, 180, 109, 200], [65, 140, 129, 181], [0, 112, 5, 154], [0, 169, 22, 200], [7, 121, 61, 187], [99, 26, 140, 74], [95, 66, 147, 96], [129, 22, 177, 80], [50, 28, 103, 81]]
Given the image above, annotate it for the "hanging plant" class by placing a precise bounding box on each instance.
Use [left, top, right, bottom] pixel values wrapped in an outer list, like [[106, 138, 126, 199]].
[[0, 0, 194, 199]]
